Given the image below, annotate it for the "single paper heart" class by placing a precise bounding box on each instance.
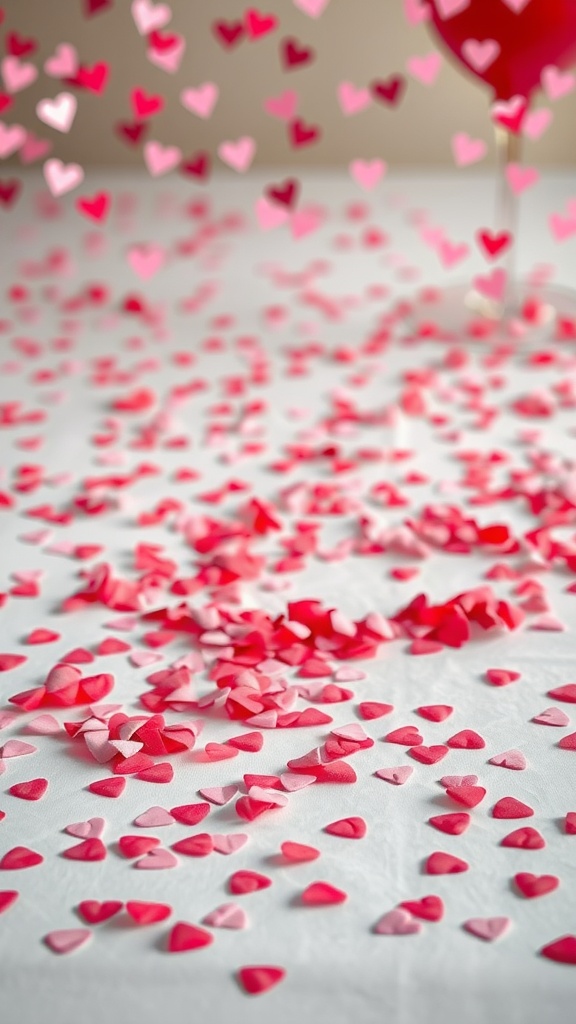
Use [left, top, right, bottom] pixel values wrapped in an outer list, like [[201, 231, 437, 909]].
[[374, 908, 422, 935]]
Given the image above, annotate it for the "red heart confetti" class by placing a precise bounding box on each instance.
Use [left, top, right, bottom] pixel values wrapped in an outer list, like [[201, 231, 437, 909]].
[[125, 900, 172, 925], [77, 900, 123, 924], [324, 816, 367, 839], [167, 922, 213, 953], [540, 936, 576, 965], [0, 846, 43, 870], [425, 851, 469, 874], [514, 873, 559, 898], [301, 881, 348, 906], [229, 870, 272, 895], [237, 965, 286, 995], [492, 797, 534, 819]]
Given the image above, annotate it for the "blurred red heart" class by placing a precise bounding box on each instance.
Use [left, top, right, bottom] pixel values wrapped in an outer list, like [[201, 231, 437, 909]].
[[427, 0, 576, 100]]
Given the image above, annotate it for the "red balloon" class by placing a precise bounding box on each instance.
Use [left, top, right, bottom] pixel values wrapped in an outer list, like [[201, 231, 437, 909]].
[[427, 0, 576, 100]]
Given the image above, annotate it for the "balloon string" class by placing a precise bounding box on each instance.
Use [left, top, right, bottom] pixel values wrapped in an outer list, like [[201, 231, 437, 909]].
[[495, 126, 521, 317]]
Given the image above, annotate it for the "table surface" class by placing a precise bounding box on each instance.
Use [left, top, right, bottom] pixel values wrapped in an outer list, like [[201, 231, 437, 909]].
[[1, 171, 576, 1024]]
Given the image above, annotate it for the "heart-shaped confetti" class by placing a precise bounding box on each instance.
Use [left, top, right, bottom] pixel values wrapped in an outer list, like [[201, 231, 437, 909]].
[[237, 965, 286, 995], [44, 929, 92, 954], [203, 902, 248, 929], [374, 908, 422, 935], [77, 900, 123, 924], [167, 921, 213, 952], [463, 918, 511, 942]]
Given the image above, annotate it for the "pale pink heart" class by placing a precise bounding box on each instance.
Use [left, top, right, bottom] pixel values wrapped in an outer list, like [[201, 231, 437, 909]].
[[530, 614, 566, 631], [406, 52, 443, 86], [461, 39, 501, 73], [106, 615, 138, 631], [440, 775, 478, 787], [473, 268, 507, 303], [44, 44, 79, 78], [0, 740, 37, 758], [464, 917, 511, 942], [421, 225, 446, 248], [212, 833, 249, 855], [403, 0, 431, 25], [350, 159, 386, 191], [489, 749, 527, 770], [280, 772, 316, 791], [180, 83, 219, 118], [501, 0, 532, 11], [291, 206, 324, 239], [334, 667, 366, 682], [451, 132, 487, 167], [46, 540, 75, 555], [132, 0, 172, 34], [218, 137, 256, 173], [135, 847, 178, 870], [338, 82, 371, 116], [375, 766, 413, 785], [147, 36, 185, 74], [199, 785, 238, 805], [19, 529, 53, 544], [203, 902, 248, 929], [19, 131, 50, 164], [0, 712, 17, 730], [84, 732, 116, 763], [439, 240, 470, 269], [541, 65, 576, 101], [13, 570, 43, 584], [375, 909, 422, 935], [247, 786, 288, 808], [533, 707, 570, 727], [0, 121, 26, 158], [65, 818, 106, 839], [109, 739, 143, 758], [506, 163, 539, 194], [134, 806, 175, 827], [45, 929, 92, 955], [523, 108, 553, 141], [30, 700, 71, 742], [332, 723, 369, 743], [143, 140, 182, 176], [264, 90, 299, 120], [255, 196, 290, 231], [293, 0, 331, 16], [90, 704, 123, 720], [1, 56, 38, 93], [36, 92, 77, 133], [550, 212, 576, 243], [435, 0, 471, 18], [288, 748, 323, 769], [127, 246, 166, 281]]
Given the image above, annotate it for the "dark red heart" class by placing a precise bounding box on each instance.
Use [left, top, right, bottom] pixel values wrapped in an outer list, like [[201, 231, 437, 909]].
[[282, 38, 314, 70], [213, 20, 245, 48], [371, 75, 406, 106], [266, 178, 300, 209], [0, 179, 21, 209], [180, 152, 211, 181]]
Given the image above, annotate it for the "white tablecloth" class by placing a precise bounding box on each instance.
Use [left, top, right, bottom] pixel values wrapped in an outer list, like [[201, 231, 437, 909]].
[[1, 171, 576, 1024]]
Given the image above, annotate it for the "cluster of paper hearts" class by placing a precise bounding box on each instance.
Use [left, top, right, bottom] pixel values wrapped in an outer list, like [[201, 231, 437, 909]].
[[9, 663, 114, 710]]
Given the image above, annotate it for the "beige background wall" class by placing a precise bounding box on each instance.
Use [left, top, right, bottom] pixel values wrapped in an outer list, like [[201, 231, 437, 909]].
[[3, 0, 576, 167]]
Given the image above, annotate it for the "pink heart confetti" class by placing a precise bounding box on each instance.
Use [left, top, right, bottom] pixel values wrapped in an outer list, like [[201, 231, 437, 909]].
[[374, 908, 422, 935], [44, 929, 92, 954], [463, 918, 511, 942], [203, 902, 248, 929]]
